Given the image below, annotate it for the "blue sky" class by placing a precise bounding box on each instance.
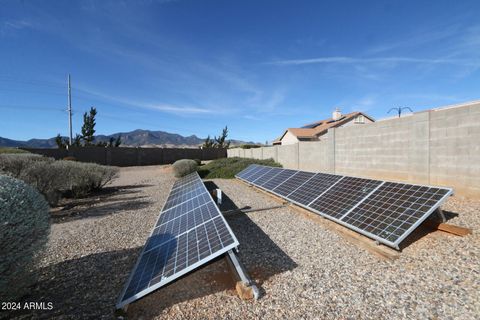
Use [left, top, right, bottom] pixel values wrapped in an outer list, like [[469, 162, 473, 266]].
[[1, 0, 479, 143]]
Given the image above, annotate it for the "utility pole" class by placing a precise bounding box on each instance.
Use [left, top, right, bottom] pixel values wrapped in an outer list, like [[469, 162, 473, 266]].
[[388, 106, 413, 118], [67, 74, 73, 145]]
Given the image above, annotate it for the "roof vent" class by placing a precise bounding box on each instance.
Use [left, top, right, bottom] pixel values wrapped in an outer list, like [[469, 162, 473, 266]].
[[332, 108, 342, 121]]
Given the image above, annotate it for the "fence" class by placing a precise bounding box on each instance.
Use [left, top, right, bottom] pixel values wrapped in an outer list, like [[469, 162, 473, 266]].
[[228, 101, 480, 199], [23, 147, 226, 167]]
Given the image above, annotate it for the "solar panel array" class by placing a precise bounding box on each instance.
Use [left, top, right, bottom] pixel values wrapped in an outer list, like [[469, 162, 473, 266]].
[[236, 165, 452, 249], [117, 172, 239, 308]]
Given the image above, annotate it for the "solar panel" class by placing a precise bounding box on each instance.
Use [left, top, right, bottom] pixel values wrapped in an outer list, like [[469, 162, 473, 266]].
[[236, 164, 259, 180], [262, 169, 298, 191], [309, 177, 382, 219], [341, 182, 451, 247], [254, 167, 283, 187], [235, 165, 452, 249], [117, 172, 239, 308], [242, 165, 268, 182], [287, 173, 343, 206], [272, 171, 316, 197], [163, 186, 207, 210]]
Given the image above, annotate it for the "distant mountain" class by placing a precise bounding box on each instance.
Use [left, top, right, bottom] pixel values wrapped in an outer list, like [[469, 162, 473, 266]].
[[0, 129, 256, 148]]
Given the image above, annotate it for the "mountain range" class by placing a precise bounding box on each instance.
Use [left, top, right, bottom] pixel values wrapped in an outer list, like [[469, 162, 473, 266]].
[[0, 129, 256, 148]]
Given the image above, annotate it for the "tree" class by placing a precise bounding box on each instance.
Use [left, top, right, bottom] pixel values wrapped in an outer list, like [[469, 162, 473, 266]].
[[202, 126, 231, 149], [114, 135, 122, 147], [202, 135, 215, 149], [81, 107, 97, 146], [214, 126, 230, 149], [72, 134, 82, 147], [55, 134, 67, 149]]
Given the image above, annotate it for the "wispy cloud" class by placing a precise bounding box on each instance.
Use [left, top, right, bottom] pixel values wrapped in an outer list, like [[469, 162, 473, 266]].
[[1, 19, 33, 35], [146, 104, 213, 114], [268, 56, 480, 67], [76, 85, 214, 115], [366, 24, 461, 54]]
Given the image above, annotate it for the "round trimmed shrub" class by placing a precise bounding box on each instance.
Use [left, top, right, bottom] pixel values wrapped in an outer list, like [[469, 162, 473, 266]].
[[172, 159, 198, 178], [0, 175, 51, 301]]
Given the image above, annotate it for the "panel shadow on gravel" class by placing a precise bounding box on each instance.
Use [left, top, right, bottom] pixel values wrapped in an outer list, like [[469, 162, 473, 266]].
[[52, 184, 153, 223], [6, 247, 141, 319], [399, 209, 461, 250], [204, 181, 298, 286]]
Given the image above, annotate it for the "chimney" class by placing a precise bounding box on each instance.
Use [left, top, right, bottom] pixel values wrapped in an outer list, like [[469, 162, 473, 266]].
[[332, 107, 342, 121]]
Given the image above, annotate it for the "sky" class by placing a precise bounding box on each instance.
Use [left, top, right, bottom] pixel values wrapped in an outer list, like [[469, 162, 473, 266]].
[[1, 0, 479, 143]]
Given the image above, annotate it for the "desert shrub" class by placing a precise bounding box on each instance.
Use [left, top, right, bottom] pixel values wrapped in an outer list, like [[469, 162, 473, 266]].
[[172, 159, 198, 178], [0, 155, 118, 206], [60, 161, 118, 197], [0, 153, 53, 178], [0, 175, 50, 302], [197, 157, 282, 179], [193, 158, 202, 166]]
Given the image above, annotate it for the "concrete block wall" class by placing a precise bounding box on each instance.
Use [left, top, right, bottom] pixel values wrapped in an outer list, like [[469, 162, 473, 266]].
[[429, 102, 480, 198], [277, 143, 299, 169], [298, 140, 331, 172], [228, 101, 480, 199]]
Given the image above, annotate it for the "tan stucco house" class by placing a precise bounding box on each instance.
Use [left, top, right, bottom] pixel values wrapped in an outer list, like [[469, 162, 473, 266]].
[[273, 109, 375, 145]]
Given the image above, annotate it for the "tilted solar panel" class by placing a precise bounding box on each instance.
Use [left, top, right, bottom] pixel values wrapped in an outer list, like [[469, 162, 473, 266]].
[[309, 177, 382, 219], [235, 165, 452, 249], [254, 167, 283, 187], [163, 186, 207, 210], [242, 165, 268, 182], [272, 171, 316, 197], [287, 173, 343, 206], [236, 164, 259, 180], [262, 169, 298, 191], [341, 182, 451, 247], [117, 172, 239, 308]]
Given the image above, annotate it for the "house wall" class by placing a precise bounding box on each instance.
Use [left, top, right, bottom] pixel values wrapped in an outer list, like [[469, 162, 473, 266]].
[[280, 131, 300, 145], [340, 115, 374, 127], [228, 101, 480, 199]]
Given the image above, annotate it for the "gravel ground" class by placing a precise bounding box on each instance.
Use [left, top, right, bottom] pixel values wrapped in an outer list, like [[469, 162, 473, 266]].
[[4, 165, 479, 319]]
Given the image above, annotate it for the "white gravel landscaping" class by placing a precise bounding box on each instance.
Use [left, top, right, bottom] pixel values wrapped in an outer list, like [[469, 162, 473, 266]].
[[6, 165, 479, 319]]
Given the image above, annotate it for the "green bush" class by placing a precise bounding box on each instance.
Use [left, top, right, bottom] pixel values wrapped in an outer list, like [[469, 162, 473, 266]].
[[0, 175, 50, 302], [0, 155, 118, 206], [239, 144, 262, 149], [193, 158, 202, 166], [172, 159, 198, 178], [197, 157, 282, 179]]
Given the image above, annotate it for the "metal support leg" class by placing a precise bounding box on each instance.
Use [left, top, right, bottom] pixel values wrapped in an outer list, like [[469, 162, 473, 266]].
[[436, 208, 446, 223], [226, 250, 260, 300]]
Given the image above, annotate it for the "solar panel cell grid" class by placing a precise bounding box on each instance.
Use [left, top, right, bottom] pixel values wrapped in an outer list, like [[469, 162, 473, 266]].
[[262, 169, 298, 191], [272, 171, 316, 197], [236, 164, 259, 179], [118, 172, 239, 308], [243, 166, 271, 183], [254, 167, 283, 187], [241, 165, 265, 181], [235, 165, 452, 250], [287, 173, 343, 206], [342, 182, 450, 244], [164, 187, 207, 210], [309, 177, 382, 219]]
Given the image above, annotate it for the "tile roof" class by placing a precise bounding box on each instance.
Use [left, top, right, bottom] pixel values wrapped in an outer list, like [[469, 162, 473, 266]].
[[275, 111, 374, 143]]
